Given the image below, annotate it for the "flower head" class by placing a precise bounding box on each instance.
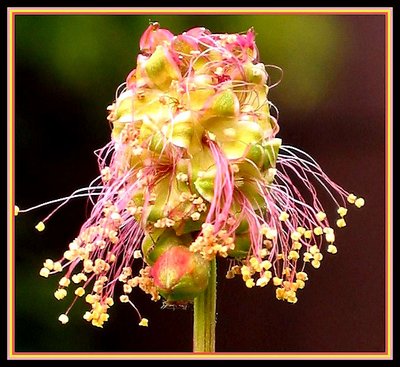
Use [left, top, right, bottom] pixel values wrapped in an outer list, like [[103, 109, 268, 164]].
[[19, 23, 364, 327]]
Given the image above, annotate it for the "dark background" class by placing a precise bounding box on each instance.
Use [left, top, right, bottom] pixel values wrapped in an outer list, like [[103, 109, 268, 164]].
[[15, 14, 386, 353]]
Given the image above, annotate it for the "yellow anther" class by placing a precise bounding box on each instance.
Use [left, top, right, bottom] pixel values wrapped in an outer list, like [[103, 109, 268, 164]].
[[139, 318, 149, 327], [304, 230, 312, 239], [296, 226, 306, 234], [120, 295, 129, 303], [276, 287, 285, 300], [314, 252, 323, 261], [54, 289, 67, 300], [288, 250, 300, 261], [53, 261, 62, 272], [311, 259, 321, 269], [35, 221, 45, 232], [266, 228, 277, 240], [39, 267, 50, 278], [133, 250, 142, 259], [72, 274, 81, 284], [83, 311, 92, 321], [225, 270, 235, 279], [249, 257, 260, 268], [336, 218, 346, 228], [75, 287, 85, 297], [256, 277, 269, 287], [261, 260, 272, 270], [123, 284, 133, 294], [14, 206, 19, 216], [296, 279, 306, 289], [316, 211, 326, 221], [241, 265, 251, 278], [292, 241, 302, 250], [260, 248, 269, 258], [245, 278, 255, 288], [337, 207, 348, 217], [59, 277, 70, 287], [310, 244, 319, 255], [347, 193, 357, 204], [43, 259, 54, 270], [327, 244, 338, 254], [279, 211, 289, 221], [290, 231, 302, 241], [303, 252, 313, 262], [296, 272, 308, 281], [176, 172, 188, 182], [85, 294, 95, 304], [259, 225, 268, 235], [323, 227, 334, 234], [191, 212, 201, 221], [58, 314, 69, 324], [325, 232, 335, 243], [355, 197, 365, 208], [273, 277, 283, 286], [313, 226, 323, 235]]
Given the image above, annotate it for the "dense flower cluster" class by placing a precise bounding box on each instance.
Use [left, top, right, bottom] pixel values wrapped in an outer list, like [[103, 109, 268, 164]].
[[18, 23, 364, 327]]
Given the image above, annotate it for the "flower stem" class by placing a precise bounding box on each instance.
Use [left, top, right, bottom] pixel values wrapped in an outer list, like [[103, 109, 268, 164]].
[[193, 258, 216, 352]]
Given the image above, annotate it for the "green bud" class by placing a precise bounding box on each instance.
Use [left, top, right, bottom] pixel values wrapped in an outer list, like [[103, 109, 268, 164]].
[[228, 232, 251, 259]]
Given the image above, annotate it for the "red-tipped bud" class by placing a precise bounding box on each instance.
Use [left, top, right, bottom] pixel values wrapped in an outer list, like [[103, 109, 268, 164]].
[[151, 246, 210, 302]]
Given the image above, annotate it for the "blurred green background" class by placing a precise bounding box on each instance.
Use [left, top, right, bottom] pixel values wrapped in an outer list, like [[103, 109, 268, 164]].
[[15, 14, 386, 353]]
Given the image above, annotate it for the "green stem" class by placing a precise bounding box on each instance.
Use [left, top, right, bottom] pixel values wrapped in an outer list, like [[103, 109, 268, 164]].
[[193, 258, 216, 352]]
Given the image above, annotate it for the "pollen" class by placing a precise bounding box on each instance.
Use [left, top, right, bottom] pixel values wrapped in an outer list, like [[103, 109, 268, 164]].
[[58, 314, 69, 325], [336, 218, 346, 228], [303, 252, 312, 262], [311, 259, 321, 269], [273, 277, 283, 286], [256, 277, 269, 287], [53, 261, 62, 272], [290, 231, 302, 241], [54, 288, 67, 300], [292, 241, 302, 250], [59, 277, 70, 287], [325, 232, 335, 243], [120, 295, 129, 303], [191, 212, 201, 221], [355, 197, 365, 208], [261, 260, 272, 270], [39, 267, 50, 278], [245, 278, 255, 288], [337, 207, 348, 217], [35, 221, 45, 232], [43, 259, 54, 270], [313, 226, 323, 236], [75, 287, 85, 297], [327, 244, 338, 254], [316, 211, 326, 221], [139, 318, 149, 327], [296, 271, 308, 281], [265, 228, 277, 240], [288, 250, 300, 261], [347, 193, 357, 204], [304, 230, 312, 239], [279, 211, 289, 221]]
